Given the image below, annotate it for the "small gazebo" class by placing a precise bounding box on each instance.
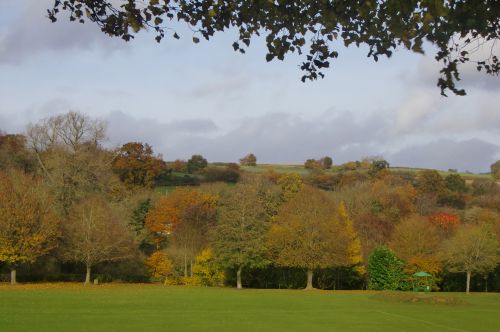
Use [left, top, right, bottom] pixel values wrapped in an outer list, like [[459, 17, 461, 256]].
[[412, 271, 432, 292]]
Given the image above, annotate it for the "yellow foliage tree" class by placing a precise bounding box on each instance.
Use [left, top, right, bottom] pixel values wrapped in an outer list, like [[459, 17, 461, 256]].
[[146, 251, 173, 285], [269, 186, 363, 290], [390, 215, 443, 289], [0, 170, 60, 284], [338, 201, 365, 275], [277, 173, 303, 202], [192, 249, 225, 286]]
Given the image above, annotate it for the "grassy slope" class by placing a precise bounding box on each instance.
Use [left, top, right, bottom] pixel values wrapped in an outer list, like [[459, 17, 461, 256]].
[[243, 164, 491, 180], [1, 284, 499, 332]]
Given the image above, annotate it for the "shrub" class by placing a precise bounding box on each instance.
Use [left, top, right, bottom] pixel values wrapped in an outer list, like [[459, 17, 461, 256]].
[[368, 246, 407, 290], [192, 249, 224, 286]]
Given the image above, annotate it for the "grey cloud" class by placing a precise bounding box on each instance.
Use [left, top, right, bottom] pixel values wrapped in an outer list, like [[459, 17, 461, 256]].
[[414, 51, 500, 92], [0, 1, 125, 64], [388, 139, 499, 173], [391, 73, 500, 137], [103, 111, 391, 162], [105, 111, 218, 152], [189, 75, 250, 99], [103, 111, 498, 173], [2, 104, 498, 173]]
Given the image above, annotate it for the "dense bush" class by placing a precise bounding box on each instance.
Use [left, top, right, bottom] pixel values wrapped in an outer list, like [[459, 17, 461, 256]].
[[201, 166, 240, 183], [368, 246, 407, 291]]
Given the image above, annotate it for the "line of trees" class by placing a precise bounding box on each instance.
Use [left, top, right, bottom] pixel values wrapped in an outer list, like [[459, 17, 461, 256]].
[[1, 112, 500, 293]]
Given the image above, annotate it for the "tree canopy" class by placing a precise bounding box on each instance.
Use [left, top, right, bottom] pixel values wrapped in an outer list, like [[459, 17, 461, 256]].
[[212, 181, 269, 288], [0, 170, 60, 284], [443, 224, 499, 293], [268, 186, 361, 289], [48, 1, 499, 96], [112, 142, 167, 188]]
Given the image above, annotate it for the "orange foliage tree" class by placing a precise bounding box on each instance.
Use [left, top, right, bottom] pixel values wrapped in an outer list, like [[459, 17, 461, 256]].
[[428, 212, 460, 236], [112, 142, 166, 188], [146, 251, 173, 284], [145, 188, 217, 276], [145, 188, 217, 246], [0, 170, 60, 284], [390, 215, 443, 288]]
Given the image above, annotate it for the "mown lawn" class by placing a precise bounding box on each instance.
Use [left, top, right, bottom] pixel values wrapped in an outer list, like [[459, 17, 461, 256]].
[[1, 284, 499, 332]]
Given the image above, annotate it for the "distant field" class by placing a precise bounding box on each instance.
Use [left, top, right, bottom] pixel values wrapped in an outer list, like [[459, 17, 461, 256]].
[[240, 164, 312, 175], [0, 284, 499, 332], [241, 164, 491, 180], [389, 167, 491, 180]]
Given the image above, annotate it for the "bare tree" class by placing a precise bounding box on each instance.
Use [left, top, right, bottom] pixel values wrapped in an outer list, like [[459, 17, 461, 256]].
[[26, 112, 121, 213], [27, 111, 106, 155], [62, 196, 135, 284]]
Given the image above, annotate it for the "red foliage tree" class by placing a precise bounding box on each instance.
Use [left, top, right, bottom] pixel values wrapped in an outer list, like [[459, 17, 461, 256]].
[[429, 212, 460, 235]]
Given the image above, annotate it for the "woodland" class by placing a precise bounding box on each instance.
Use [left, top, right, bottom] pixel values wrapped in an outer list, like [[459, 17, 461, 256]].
[[1, 111, 500, 294]]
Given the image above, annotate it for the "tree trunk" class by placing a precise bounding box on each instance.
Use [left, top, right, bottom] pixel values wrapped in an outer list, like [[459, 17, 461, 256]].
[[85, 265, 91, 285], [190, 259, 193, 277], [184, 253, 188, 278], [236, 266, 242, 289], [466, 271, 471, 294], [305, 269, 314, 290], [10, 269, 16, 285]]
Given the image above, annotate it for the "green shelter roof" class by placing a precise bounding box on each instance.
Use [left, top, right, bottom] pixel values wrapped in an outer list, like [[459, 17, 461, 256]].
[[413, 271, 432, 277]]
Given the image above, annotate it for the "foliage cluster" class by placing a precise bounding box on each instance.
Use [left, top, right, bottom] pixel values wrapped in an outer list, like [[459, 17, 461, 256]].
[[1, 112, 500, 293]]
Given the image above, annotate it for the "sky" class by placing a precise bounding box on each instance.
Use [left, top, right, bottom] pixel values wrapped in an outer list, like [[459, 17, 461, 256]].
[[1, 1, 499, 172]]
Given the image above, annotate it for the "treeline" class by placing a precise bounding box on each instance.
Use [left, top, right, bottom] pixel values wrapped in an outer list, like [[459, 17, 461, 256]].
[[1, 112, 500, 293]]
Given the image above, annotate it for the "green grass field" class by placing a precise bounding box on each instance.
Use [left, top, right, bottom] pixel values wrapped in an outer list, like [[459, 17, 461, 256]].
[[1, 284, 499, 332], [240, 164, 491, 180]]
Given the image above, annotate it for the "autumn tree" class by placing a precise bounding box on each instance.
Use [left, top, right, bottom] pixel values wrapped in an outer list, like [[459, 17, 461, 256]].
[[201, 166, 240, 183], [187, 154, 208, 174], [304, 157, 333, 170], [304, 159, 320, 170], [211, 181, 269, 289], [239, 153, 257, 166], [277, 173, 303, 202], [112, 142, 167, 188], [471, 178, 498, 196], [0, 133, 36, 172], [370, 178, 417, 222], [49, 1, 500, 96], [146, 251, 173, 285], [62, 196, 136, 284], [145, 188, 217, 276], [330, 182, 381, 263], [321, 156, 333, 169], [26, 112, 122, 213], [491, 160, 500, 180], [445, 173, 468, 193], [170, 159, 187, 172], [415, 170, 446, 195], [390, 216, 443, 286], [464, 207, 500, 241], [368, 158, 390, 177], [0, 170, 59, 284], [192, 248, 225, 286], [268, 186, 362, 290], [443, 225, 499, 293], [428, 212, 460, 237]]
